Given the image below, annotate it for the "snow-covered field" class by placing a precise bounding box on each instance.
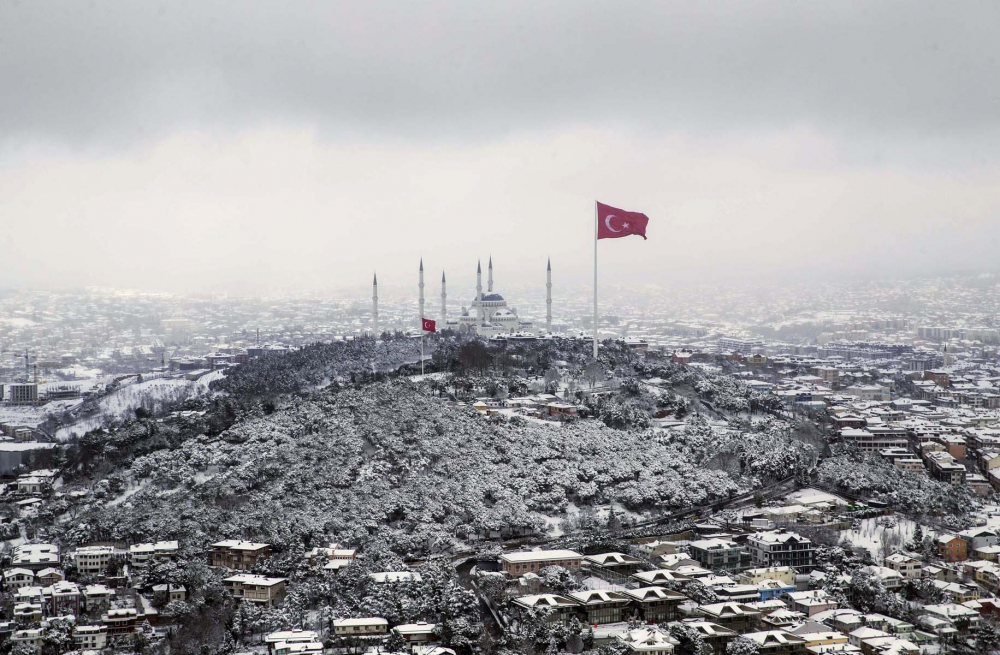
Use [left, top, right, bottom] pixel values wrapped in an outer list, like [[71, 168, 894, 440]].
[[55, 376, 214, 440], [839, 516, 934, 559]]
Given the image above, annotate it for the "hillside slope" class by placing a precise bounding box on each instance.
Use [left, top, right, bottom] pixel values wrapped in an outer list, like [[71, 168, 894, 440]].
[[63, 380, 811, 561]]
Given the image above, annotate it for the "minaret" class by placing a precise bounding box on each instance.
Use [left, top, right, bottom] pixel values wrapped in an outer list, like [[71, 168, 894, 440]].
[[546, 257, 552, 333], [476, 260, 484, 323], [488, 256, 494, 293], [441, 271, 447, 324], [418, 258, 425, 329], [372, 273, 379, 337]]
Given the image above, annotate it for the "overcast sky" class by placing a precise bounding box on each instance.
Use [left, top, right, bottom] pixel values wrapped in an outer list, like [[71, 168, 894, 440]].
[[2, 1, 999, 296]]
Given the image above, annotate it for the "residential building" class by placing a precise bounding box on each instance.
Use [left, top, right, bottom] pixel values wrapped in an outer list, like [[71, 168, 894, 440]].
[[224, 574, 286, 607], [883, 554, 922, 579], [499, 549, 582, 577], [331, 617, 389, 637], [937, 535, 969, 562], [688, 539, 745, 571], [210, 540, 271, 570], [618, 626, 677, 654], [743, 630, 808, 655], [74, 626, 108, 650], [74, 545, 116, 576], [568, 590, 631, 625], [786, 590, 838, 617], [622, 586, 687, 623], [747, 530, 816, 571], [511, 594, 580, 625]]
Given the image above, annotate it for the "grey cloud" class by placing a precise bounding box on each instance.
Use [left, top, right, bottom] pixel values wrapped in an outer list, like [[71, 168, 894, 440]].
[[3, 1, 1000, 146]]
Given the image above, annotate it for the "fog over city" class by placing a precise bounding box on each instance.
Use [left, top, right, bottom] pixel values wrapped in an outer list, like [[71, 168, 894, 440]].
[[2, 1, 999, 295]]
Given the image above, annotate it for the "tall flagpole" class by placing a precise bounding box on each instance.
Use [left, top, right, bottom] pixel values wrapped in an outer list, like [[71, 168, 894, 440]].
[[421, 329, 425, 376], [593, 200, 598, 359]]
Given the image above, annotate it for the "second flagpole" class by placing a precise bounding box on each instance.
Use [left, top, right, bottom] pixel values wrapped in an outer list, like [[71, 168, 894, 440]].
[[593, 200, 598, 360]]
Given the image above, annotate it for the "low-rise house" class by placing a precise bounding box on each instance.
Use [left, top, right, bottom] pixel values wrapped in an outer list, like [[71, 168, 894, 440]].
[[264, 630, 319, 655], [129, 540, 179, 567], [960, 527, 999, 551], [13, 544, 59, 571], [393, 622, 438, 645], [714, 585, 761, 603], [224, 574, 286, 607], [622, 586, 687, 623], [210, 540, 271, 570], [569, 590, 631, 625], [12, 603, 42, 622], [743, 630, 808, 655], [102, 608, 139, 639], [931, 580, 979, 603], [786, 622, 848, 649], [740, 566, 795, 586], [331, 617, 388, 637], [757, 579, 796, 601], [635, 540, 677, 558], [74, 545, 116, 576], [921, 603, 980, 632], [499, 549, 582, 576], [631, 569, 693, 587], [11, 628, 45, 653], [83, 584, 115, 611], [658, 554, 699, 569], [618, 626, 678, 654], [937, 534, 968, 562], [511, 594, 579, 625], [761, 609, 807, 629], [678, 620, 738, 655], [151, 583, 186, 603], [36, 568, 64, 585], [883, 554, 922, 579], [860, 566, 904, 590], [689, 539, 745, 571], [584, 552, 643, 574], [307, 543, 356, 571], [4, 568, 35, 590], [697, 602, 761, 633], [786, 590, 838, 617], [74, 625, 108, 650]]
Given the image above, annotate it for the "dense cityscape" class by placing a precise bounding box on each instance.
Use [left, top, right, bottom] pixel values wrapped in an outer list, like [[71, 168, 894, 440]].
[[0, 272, 997, 653]]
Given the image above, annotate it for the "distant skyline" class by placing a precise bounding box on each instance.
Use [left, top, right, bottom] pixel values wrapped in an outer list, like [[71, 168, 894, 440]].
[[3, 1, 1000, 294]]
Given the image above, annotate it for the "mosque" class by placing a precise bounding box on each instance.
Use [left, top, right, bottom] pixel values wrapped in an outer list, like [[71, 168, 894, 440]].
[[372, 257, 552, 337]]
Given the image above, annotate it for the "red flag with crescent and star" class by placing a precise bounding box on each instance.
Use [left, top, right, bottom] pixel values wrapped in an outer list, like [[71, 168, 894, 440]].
[[421, 318, 436, 332], [596, 201, 649, 240]]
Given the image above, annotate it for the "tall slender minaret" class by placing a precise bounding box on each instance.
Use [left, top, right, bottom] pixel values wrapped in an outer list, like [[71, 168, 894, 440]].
[[441, 271, 447, 324], [418, 258, 425, 329], [372, 273, 379, 337], [488, 256, 494, 293], [546, 257, 552, 333], [476, 260, 484, 323]]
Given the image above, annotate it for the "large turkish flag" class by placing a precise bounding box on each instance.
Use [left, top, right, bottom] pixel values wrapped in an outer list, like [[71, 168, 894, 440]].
[[597, 201, 649, 240]]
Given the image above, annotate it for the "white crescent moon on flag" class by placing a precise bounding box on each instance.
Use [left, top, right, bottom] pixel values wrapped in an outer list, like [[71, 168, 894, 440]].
[[604, 215, 621, 233]]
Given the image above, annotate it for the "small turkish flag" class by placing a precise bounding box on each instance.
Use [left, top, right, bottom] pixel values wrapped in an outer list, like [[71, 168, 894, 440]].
[[421, 318, 436, 332], [597, 201, 649, 240]]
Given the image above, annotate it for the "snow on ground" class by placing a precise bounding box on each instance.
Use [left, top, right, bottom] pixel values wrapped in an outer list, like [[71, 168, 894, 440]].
[[55, 376, 213, 440], [582, 576, 625, 591], [839, 516, 934, 560], [408, 372, 449, 383], [786, 487, 851, 507], [109, 481, 147, 507]]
